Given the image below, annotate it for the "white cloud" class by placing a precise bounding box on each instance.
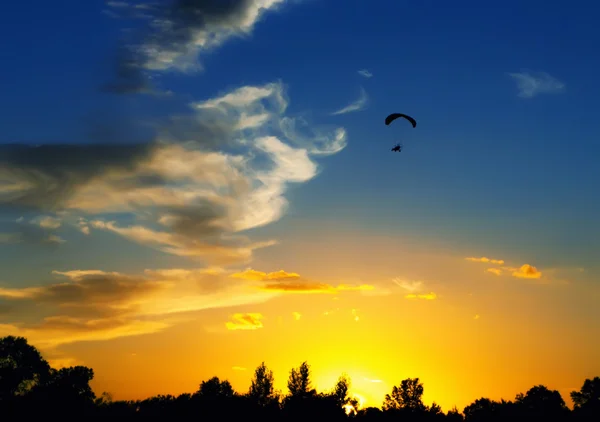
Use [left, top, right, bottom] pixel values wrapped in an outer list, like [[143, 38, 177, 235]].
[[358, 69, 373, 78], [0, 82, 347, 266], [508, 71, 565, 98], [137, 0, 287, 72], [392, 278, 423, 292], [331, 87, 368, 115]]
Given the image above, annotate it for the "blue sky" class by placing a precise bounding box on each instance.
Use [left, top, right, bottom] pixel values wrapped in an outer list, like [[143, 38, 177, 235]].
[[1, 1, 600, 409], [0, 0, 598, 360]]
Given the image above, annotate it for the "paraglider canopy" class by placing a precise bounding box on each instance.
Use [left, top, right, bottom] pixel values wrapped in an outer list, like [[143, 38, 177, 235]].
[[385, 113, 416, 128]]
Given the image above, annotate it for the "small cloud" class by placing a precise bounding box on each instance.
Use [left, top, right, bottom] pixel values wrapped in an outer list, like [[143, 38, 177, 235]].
[[0, 233, 21, 244], [508, 71, 565, 98], [474, 314, 480, 320], [465, 256, 505, 265], [392, 278, 423, 292], [351, 309, 360, 322], [232, 366, 247, 371], [292, 312, 301, 321], [225, 313, 264, 331], [32, 216, 62, 229], [46, 235, 66, 244], [364, 377, 382, 383], [336, 284, 374, 292], [511, 264, 542, 279], [230, 269, 300, 281], [358, 69, 373, 78], [261, 282, 373, 294], [486, 268, 503, 276], [405, 292, 437, 300], [331, 87, 368, 115]]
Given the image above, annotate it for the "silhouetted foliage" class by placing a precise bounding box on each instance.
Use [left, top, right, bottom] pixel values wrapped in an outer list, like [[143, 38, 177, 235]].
[[0, 335, 598, 422]]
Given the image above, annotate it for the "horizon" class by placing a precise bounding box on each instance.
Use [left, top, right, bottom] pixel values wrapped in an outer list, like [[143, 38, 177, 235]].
[[1, 0, 599, 414]]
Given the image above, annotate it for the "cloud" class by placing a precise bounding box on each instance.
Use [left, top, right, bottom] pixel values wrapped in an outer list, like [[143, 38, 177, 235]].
[[261, 281, 373, 294], [480, 263, 543, 280], [508, 71, 565, 98], [0, 216, 67, 246], [105, 0, 288, 93], [232, 366, 247, 371], [31, 216, 62, 229], [0, 82, 346, 266], [225, 313, 264, 330], [405, 292, 437, 300], [357, 69, 372, 78], [231, 268, 300, 281], [292, 311, 301, 320], [351, 308, 359, 322], [331, 87, 368, 115], [392, 278, 423, 292], [230, 268, 374, 295], [465, 256, 505, 265], [486, 268, 503, 276], [511, 264, 542, 279], [474, 314, 480, 320], [0, 268, 277, 348]]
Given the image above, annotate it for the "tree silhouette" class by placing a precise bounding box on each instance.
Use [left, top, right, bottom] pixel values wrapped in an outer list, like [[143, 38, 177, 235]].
[[383, 377, 426, 412], [515, 384, 568, 418], [0, 336, 51, 400], [571, 377, 600, 421], [287, 361, 316, 398], [248, 361, 277, 407], [0, 335, 599, 422]]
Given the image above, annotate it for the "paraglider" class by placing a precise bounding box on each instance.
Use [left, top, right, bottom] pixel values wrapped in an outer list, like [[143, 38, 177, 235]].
[[385, 113, 416, 153]]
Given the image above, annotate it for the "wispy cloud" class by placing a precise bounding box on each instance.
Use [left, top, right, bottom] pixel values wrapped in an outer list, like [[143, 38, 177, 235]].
[[405, 292, 437, 300], [508, 71, 565, 98], [357, 69, 373, 78], [292, 311, 301, 320], [225, 313, 264, 330], [232, 366, 247, 371], [0, 82, 346, 266], [104, 0, 289, 93], [465, 256, 505, 265], [486, 268, 503, 276], [392, 278, 423, 292], [331, 87, 368, 115], [0, 268, 277, 348]]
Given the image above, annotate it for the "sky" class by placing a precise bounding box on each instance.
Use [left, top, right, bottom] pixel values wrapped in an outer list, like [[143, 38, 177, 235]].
[[1, 0, 599, 412]]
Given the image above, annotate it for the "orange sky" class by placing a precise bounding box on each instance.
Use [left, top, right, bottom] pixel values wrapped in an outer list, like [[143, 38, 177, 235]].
[[3, 228, 596, 412]]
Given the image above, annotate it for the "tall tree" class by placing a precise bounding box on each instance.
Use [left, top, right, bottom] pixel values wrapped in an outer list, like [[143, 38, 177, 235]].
[[571, 377, 600, 414], [287, 361, 315, 398], [248, 362, 277, 406], [0, 336, 50, 400], [383, 377, 426, 411]]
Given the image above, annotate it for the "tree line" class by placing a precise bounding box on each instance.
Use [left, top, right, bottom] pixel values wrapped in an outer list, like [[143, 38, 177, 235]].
[[1, 336, 598, 421]]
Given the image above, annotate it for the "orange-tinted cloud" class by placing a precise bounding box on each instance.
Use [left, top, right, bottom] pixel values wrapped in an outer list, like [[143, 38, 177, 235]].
[[486, 268, 503, 276], [230, 268, 300, 281], [392, 278, 423, 292], [232, 366, 247, 371], [261, 282, 373, 294], [405, 292, 437, 300], [511, 264, 542, 279], [465, 256, 505, 265], [225, 313, 264, 330], [292, 312, 302, 320], [231, 268, 374, 294], [0, 268, 277, 348]]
